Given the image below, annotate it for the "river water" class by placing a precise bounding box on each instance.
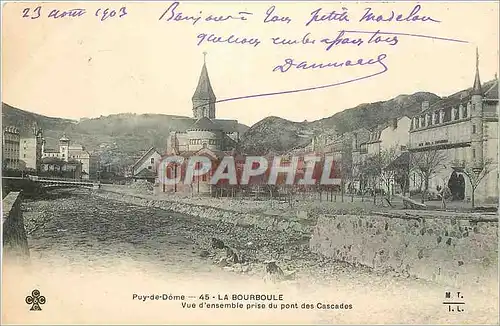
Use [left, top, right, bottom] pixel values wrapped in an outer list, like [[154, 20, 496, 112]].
[[2, 189, 498, 325]]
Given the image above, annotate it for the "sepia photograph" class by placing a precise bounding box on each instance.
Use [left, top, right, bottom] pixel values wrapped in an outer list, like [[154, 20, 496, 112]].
[[1, 1, 499, 324]]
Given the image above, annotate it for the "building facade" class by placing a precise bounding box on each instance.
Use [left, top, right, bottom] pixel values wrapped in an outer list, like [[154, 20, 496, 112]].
[[2, 126, 20, 170], [42, 135, 98, 179], [408, 51, 498, 205], [131, 147, 162, 181], [19, 125, 43, 171]]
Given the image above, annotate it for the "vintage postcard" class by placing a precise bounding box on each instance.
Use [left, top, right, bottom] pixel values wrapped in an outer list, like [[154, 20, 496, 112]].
[[1, 1, 499, 324]]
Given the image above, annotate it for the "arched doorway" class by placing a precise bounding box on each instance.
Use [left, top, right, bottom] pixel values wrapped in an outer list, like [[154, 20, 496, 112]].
[[447, 170, 465, 200]]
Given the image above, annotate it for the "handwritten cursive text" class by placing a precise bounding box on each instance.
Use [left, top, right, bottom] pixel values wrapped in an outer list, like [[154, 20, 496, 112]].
[[197, 32, 261, 47], [359, 5, 441, 23], [305, 7, 350, 26], [264, 6, 292, 24], [272, 53, 388, 73], [159, 2, 252, 25]]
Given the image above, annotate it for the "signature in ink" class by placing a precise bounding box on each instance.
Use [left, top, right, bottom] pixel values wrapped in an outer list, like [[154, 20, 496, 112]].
[[272, 53, 388, 73], [210, 54, 389, 106]]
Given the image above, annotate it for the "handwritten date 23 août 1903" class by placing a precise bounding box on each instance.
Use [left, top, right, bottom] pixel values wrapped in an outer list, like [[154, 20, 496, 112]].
[[21, 6, 127, 21]]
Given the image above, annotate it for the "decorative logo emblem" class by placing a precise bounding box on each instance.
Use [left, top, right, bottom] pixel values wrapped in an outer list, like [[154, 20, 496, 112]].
[[26, 289, 46, 311]]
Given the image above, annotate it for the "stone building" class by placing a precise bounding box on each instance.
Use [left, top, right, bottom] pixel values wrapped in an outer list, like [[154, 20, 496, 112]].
[[2, 126, 20, 170], [42, 135, 98, 179], [19, 125, 43, 171], [161, 54, 243, 195], [408, 50, 498, 205], [167, 53, 240, 155], [363, 116, 411, 156], [69, 144, 99, 179]]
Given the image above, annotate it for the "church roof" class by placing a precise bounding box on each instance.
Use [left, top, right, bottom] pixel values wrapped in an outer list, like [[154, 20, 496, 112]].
[[188, 117, 222, 131], [192, 60, 216, 102], [213, 119, 238, 133]]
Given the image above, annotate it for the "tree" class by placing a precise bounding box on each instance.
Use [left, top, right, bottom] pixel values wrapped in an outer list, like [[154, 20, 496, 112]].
[[452, 158, 495, 208], [359, 154, 381, 203], [378, 147, 400, 199], [410, 149, 447, 203], [358, 147, 399, 204]]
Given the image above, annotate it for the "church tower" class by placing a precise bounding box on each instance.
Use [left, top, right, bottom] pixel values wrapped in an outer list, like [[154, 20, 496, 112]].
[[470, 47, 484, 168], [59, 134, 70, 162], [192, 52, 216, 119]]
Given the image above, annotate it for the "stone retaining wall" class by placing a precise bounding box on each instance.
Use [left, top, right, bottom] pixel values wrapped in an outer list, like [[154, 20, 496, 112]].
[[2, 191, 30, 263], [97, 189, 498, 287], [310, 214, 499, 287], [94, 190, 314, 235]]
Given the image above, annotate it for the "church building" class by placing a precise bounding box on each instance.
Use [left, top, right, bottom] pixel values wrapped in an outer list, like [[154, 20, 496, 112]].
[[167, 53, 240, 155], [163, 54, 242, 195]]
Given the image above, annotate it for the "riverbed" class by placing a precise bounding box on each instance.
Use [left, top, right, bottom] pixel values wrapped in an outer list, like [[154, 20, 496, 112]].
[[2, 189, 498, 325]]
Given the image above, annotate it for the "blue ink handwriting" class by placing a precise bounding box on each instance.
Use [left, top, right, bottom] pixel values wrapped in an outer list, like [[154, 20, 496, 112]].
[[48, 8, 86, 19], [320, 30, 365, 51], [211, 55, 388, 104], [272, 53, 388, 73], [264, 6, 292, 24], [22, 6, 42, 19], [305, 7, 350, 26], [271, 33, 316, 46], [270, 31, 398, 51], [197, 33, 261, 47], [342, 30, 467, 44], [95, 7, 128, 21], [359, 5, 441, 23], [159, 2, 252, 25], [21, 5, 128, 21]]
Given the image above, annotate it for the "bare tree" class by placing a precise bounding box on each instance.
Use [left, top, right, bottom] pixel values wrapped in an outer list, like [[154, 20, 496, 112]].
[[410, 149, 447, 203], [359, 154, 381, 203], [378, 147, 400, 200], [452, 158, 495, 208]]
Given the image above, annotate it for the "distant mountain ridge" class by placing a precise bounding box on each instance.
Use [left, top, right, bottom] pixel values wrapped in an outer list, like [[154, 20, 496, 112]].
[[239, 91, 442, 155], [1, 104, 249, 168]]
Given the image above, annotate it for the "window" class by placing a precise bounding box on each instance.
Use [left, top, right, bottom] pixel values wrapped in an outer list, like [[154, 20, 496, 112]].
[[472, 149, 476, 159], [148, 166, 152, 169], [150, 157, 154, 164], [24, 154, 26, 158], [472, 125, 476, 134]]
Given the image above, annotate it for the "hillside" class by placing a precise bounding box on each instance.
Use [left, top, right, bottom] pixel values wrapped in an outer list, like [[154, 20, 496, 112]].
[[240, 92, 442, 154], [238, 116, 315, 155], [1, 104, 249, 168]]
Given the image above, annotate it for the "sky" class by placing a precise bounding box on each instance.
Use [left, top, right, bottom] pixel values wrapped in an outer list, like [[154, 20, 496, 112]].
[[2, 1, 499, 126]]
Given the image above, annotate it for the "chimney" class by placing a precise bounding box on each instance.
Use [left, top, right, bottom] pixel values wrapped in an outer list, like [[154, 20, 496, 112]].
[[421, 101, 429, 112]]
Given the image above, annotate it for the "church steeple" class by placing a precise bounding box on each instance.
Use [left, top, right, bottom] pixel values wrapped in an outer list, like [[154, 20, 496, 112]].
[[472, 47, 482, 96], [192, 52, 216, 119]]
